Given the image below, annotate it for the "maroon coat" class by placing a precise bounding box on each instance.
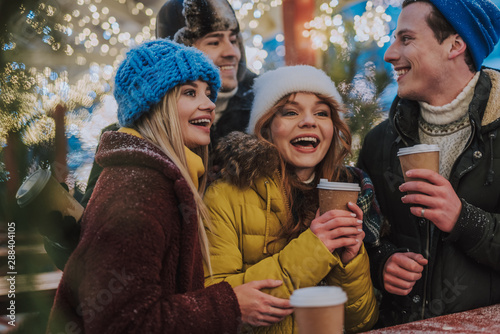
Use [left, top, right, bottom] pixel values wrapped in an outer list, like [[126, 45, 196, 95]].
[[47, 131, 241, 334]]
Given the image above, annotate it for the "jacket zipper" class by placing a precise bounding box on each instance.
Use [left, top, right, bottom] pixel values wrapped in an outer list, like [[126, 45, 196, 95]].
[[420, 119, 476, 319], [454, 119, 477, 180], [421, 220, 431, 319], [419, 120, 476, 319]]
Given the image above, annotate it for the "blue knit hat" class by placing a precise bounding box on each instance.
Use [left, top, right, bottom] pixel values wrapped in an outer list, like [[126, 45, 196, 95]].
[[114, 39, 221, 127], [429, 0, 500, 71]]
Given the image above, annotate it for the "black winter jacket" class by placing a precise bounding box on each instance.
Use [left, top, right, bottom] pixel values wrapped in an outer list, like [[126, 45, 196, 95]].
[[210, 69, 256, 145], [358, 68, 500, 327]]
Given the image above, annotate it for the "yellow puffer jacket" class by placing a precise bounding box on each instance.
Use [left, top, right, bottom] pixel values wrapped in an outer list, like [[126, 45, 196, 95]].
[[203, 133, 378, 333]]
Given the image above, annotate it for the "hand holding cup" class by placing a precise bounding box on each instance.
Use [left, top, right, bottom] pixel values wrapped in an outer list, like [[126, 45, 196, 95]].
[[398, 144, 440, 187], [16, 169, 84, 228], [311, 180, 364, 263]]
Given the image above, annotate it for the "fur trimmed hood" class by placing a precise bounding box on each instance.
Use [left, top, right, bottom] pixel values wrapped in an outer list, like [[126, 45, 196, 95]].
[[214, 131, 280, 188]]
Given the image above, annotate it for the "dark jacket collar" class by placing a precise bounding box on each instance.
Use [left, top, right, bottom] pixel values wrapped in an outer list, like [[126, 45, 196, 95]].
[[210, 69, 257, 144]]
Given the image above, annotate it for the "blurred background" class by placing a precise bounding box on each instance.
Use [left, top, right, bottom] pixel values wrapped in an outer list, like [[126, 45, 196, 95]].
[[0, 0, 500, 332]]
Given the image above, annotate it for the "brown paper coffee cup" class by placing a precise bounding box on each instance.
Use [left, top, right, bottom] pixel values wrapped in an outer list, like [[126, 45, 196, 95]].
[[398, 144, 440, 183], [317, 179, 360, 214], [290, 286, 347, 334], [16, 169, 84, 222]]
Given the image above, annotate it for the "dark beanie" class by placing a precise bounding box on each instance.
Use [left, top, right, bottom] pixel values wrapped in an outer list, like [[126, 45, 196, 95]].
[[114, 39, 221, 127], [429, 0, 500, 71], [155, 0, 247, 81]]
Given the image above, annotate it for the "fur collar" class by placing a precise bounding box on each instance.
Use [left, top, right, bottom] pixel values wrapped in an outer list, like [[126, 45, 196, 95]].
[[214, 131, 280, 189], [482, 69, 500, 127]]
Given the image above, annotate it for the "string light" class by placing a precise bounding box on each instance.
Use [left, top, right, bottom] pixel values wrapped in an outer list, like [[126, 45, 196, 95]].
[[304, 0, 396, 51], [1, 0, 402, 186], [1, 0, 156, 143], [229, 0, 284, 72], [353, 1, 393, 47]]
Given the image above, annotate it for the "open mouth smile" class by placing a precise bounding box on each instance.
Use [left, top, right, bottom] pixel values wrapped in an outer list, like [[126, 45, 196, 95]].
[[189, 117, 211, 127], [290, 136, 320, 149], [395, 67, 410, 78], [219, 65, 236, 71]]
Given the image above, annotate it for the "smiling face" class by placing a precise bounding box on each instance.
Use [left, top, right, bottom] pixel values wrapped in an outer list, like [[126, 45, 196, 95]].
[[177, 80, 215, 149], [193, 30, 241, 92], [269, 93, 334, 181], [384, 2, 454, 105]]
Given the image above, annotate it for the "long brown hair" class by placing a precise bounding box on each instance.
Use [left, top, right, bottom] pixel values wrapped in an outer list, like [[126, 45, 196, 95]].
[[254, 92, 352, 246]]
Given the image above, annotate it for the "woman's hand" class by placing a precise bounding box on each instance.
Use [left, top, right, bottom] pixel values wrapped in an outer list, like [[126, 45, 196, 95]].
[[310, 202, 364, 264], [233, 279, 293, 327]]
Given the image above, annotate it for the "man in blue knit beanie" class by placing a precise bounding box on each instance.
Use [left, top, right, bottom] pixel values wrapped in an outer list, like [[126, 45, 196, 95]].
[[358, 0, 500, 328]]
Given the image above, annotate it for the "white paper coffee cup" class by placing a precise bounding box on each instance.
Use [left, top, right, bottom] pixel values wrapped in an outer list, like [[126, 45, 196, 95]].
[[290, 286, 347, 334], [16, 169, 84, 221], [317, 179, 360, 214], [397, 144, 440, 183]]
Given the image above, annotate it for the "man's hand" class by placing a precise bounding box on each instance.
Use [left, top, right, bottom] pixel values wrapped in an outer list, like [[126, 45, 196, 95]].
[[233, 279, 293, 327], [399, 169, 462, 232], [383, 252, 428, 295]]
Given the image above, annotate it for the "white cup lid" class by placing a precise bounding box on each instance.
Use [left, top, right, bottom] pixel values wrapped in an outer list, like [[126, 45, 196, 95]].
[[16, 169, 52, 207], [317, 179, 360, 191], [397, 144, 440, 156], [290, 286, 347, 307]]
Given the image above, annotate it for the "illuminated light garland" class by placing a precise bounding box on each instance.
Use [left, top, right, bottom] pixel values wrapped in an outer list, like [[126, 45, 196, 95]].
[[304, 0, 397, 50], [7, 0, 397, 131], [353, 1, 393, 47], [2, 0, 402, 186], [2, 0, 154, 141], [229, 0, 284, 73]]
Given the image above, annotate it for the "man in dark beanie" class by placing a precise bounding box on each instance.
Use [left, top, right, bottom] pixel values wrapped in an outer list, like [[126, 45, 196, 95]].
[[42, 0, 257, 269], [156, 0, 256, 142], [358, 0, 500, 328], [79, 0, 255, 206]]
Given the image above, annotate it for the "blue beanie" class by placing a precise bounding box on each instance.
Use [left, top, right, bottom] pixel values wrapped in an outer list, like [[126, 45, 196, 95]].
[[114, 39, 221, 127], [429, 0, 500, 71]]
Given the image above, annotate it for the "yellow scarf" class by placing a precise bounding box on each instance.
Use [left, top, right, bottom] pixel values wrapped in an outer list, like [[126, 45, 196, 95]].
[[184, 146, 205, 190], [118, 127, 205, 189]]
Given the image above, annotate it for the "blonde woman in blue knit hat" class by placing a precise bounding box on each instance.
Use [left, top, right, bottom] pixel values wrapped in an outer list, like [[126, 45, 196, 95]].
[[46, 39, 291, 334], [203, 65, 379, 333], [358, 0, 500, 328], [41, 0, 257, 271]]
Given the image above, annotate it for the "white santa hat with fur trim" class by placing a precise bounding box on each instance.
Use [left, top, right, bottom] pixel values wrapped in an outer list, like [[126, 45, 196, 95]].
[[246, 65, 343, 134]]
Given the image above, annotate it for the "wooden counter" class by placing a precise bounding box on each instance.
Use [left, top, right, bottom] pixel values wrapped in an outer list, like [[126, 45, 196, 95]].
[[368, 304, 500, 333]]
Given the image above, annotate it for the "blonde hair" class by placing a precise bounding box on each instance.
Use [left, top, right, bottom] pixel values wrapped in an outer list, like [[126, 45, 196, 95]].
[[135, 86, 212, 270], [255, 92, 352, 245]]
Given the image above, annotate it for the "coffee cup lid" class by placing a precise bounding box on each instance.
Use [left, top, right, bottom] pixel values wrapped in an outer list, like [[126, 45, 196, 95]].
[[397, 144, 440, 156], [290, 286, 347, 307], [16, 169, 52, 207], [317, 179, 360, 191]]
